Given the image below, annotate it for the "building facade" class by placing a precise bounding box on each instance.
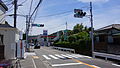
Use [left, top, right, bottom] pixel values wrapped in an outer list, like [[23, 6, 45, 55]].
[[95, 24, 120, 55]]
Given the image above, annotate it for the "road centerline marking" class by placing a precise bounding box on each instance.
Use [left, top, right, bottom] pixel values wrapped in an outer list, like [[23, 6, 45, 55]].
[[72, 58, 98, 68], [52, 63, 82, 67]]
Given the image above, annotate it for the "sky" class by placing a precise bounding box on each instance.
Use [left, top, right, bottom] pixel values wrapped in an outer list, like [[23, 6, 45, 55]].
[[3, 0, 120, 35]]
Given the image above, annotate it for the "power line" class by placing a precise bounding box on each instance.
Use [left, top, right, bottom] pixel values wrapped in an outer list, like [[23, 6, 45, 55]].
[[2, 0, 12, 3], [38, 10, 72, 18], [29, 0, 33, 16], [5, 1, 13, 6], [48, 23, 65, 29], [30, 0, 42, 19], [19, 0, 28, 5]]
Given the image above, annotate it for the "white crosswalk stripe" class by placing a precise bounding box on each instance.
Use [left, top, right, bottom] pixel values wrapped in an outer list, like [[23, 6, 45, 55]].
[[61, 54, 72, 58], [42, 54, 91, 60], [66, 54, 79, 58], [42, 55, 51, 60], [49, 55, 59, 59], [55, 54, 65, 58]]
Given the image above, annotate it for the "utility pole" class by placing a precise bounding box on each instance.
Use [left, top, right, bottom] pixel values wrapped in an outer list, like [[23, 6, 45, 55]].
[[90, 2, 94, 58], [66, 22, 67, 30], [14, 0, 17, 28], [65, 22, 68, 41], [26, 15, 29, 51]]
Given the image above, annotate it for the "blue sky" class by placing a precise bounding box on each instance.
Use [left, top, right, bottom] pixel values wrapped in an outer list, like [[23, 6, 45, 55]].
[[4, 0, 120, 35]]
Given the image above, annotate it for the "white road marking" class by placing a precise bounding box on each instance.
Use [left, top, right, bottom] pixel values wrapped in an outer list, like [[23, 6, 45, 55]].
[[49, 55, 59, 59], [24, 52, 36, 58], [112, 63, 120, 67], [32, 58, 37, 68], [66, 54, 79, 58], [42, 55, 51, 60], [52, 63, 82, 67], [72, 54, 92, 58], [83, 56, 92, 58], [91, 65, 101, 68], [61, 54, 72, 58], [55, 54, 65, 58], [73, 54, 84, 57]]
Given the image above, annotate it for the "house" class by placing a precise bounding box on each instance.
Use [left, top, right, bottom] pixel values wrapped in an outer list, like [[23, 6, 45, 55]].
[[0, 0, 8, 61], [0, 0, 8, 24], [95, 24, 120, 55], [0, 22, 20, 60]]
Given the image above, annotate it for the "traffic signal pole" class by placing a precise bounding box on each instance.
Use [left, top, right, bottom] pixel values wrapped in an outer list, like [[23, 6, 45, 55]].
[[90, 2, 95, 58]]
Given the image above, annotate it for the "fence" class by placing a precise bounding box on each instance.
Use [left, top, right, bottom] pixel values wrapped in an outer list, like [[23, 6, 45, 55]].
[[93, 52, 120, 61], [52, 46, 75, 53]]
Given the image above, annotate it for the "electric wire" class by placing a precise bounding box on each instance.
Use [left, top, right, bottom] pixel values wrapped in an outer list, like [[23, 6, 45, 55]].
[[28, 0, 33, 16], [30, 0, 42, 19], [37, 10, 73, 18], [19, 0, 28, 5], [48, 23, 65, 29]]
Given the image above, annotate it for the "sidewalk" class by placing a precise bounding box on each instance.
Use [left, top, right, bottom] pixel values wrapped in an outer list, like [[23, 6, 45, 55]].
[[20, 52, 47, 68]]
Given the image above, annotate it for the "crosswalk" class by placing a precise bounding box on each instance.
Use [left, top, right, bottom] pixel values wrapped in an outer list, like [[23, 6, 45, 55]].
[[42, 54, 92, 60]]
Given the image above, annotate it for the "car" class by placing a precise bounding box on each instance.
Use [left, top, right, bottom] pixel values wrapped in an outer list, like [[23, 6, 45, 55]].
[[29, 43, 34, 46], [34, 44, 40, 49]]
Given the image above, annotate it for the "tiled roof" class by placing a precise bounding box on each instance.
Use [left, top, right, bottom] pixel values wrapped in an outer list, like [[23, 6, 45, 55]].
[[96, 24, 120, 31]]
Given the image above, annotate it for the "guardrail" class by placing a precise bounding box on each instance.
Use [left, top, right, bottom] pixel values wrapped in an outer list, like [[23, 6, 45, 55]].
[[52, 46, 75, 53], [93, 52, 120, 61]]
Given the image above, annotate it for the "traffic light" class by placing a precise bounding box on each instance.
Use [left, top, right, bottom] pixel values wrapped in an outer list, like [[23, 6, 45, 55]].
[[32, 24, 44, 27], [36, 24, 44, 27], [74, 9, 86, 18]]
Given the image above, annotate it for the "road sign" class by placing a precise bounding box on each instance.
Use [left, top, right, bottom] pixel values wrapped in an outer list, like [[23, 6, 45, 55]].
[[43, 30, 48, 36]]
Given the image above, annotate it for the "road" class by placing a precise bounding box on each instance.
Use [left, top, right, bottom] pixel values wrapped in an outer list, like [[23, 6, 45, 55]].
[[22, 46, 120, 68]]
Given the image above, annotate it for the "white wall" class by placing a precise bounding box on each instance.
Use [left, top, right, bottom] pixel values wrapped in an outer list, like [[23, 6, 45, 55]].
[[0, 29, 19, 60]]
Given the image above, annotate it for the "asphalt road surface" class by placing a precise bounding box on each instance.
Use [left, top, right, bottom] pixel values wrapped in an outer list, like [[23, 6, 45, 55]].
[[28, 46, 120, 68]]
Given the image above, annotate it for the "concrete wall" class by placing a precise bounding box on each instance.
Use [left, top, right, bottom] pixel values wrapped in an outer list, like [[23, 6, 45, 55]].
[[0, 29, 19, 60]]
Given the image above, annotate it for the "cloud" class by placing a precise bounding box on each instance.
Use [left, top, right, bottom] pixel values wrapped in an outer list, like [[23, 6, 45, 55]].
[[77, 0, 109, 3]]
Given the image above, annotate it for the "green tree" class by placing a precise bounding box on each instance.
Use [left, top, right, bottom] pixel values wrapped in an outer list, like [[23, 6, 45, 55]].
[[68, 35, 77, 42], [73, 23, 84, 34]]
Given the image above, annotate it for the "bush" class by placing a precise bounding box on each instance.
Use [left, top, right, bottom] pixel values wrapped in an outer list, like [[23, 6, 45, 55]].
[[53, 40, 92, 56]]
